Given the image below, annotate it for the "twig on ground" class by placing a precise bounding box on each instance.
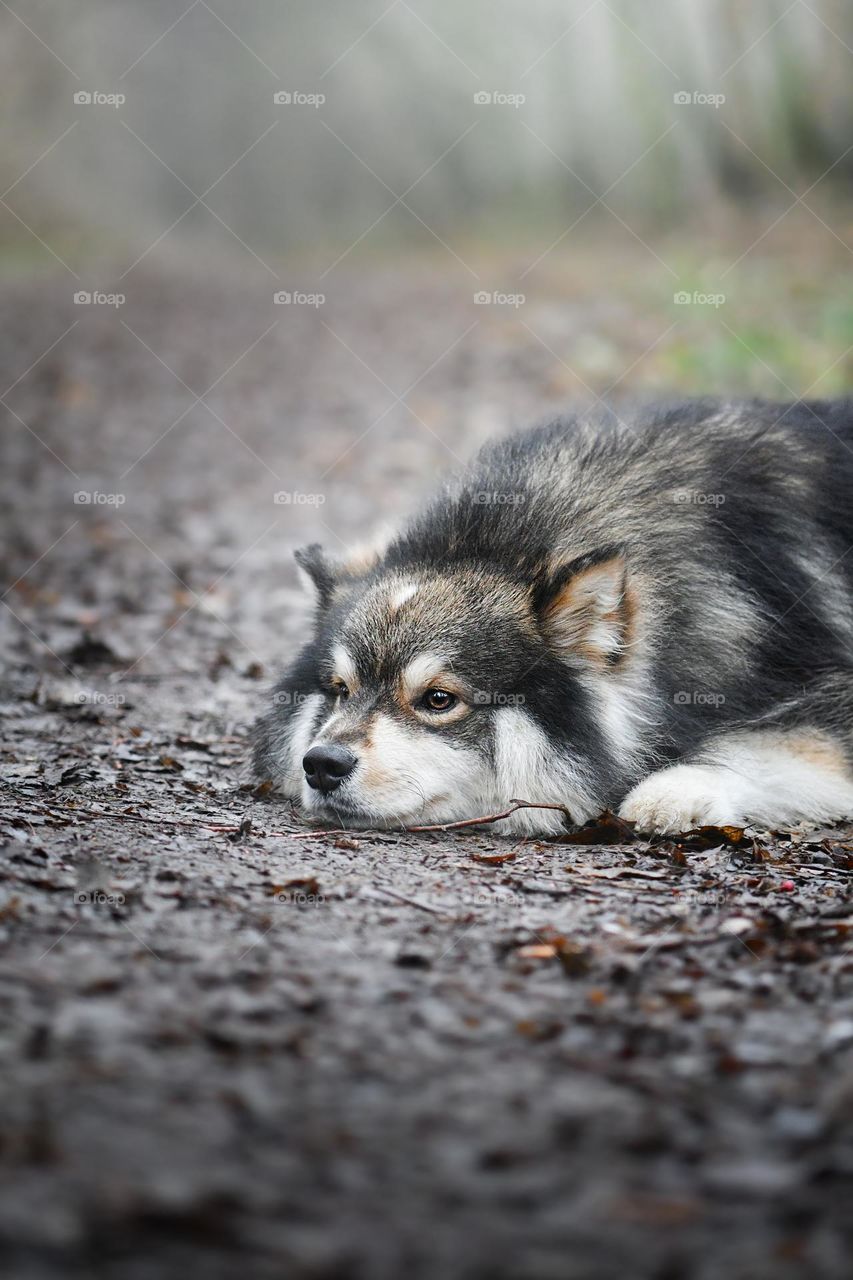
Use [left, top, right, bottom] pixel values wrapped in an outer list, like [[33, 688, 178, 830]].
[[367, 886, 447, 916], [404, 800, 573, 833]]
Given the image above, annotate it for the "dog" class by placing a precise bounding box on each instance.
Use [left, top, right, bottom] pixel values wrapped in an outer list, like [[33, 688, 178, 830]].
[[253, 397, 853, 835]]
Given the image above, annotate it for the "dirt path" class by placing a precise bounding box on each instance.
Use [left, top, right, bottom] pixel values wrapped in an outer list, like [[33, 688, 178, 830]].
[[2, 262, 853, 1279]]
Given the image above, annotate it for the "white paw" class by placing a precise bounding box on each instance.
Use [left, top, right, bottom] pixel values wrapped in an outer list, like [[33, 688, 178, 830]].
[[619, 764, 740, 835]]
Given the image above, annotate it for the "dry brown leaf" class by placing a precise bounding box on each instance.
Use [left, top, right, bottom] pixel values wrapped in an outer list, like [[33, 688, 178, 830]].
[[580, 866, 671, 881]]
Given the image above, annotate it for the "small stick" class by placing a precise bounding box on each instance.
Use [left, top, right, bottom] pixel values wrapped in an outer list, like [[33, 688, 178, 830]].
[[404, 799, 572, 833], [368, 886, 447, 916]]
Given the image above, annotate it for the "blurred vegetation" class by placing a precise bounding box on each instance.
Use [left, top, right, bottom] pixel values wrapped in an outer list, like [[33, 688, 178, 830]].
[[472, 208, 853, 400]]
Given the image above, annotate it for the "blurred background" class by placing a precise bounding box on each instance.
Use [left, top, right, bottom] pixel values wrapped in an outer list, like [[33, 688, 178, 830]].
[[4, 0, 853, 254], [2, 0, 853, 672]]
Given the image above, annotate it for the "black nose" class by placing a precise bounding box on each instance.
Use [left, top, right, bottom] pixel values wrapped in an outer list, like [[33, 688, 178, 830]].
[[302, 744, 357, 793]]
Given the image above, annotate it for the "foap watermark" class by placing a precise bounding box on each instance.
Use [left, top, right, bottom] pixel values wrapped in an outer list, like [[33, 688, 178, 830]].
[[472, 691, 526, 706], [273, 291, 325, 307], [474, 290, 525, 307], [674, 690, 726, 707], [674, 290, 725, 308], [74, 490, 126, 506], [473, 91, 526, 108], [273, 888, 325, 906], [74, 89, 125, 108], [461, 888, 540, 921], [74, 291, 125, 307], [673, 90, 725, 109], [273, 90, 325, 108], [673, 489, 725, 507], [74, 890, 126, 906], [675, 886, 731, 914], [273, 690, 316, 707], [473, 490, 526, 505], [273, 491, 325, 506], [75, 690, 126, 707]]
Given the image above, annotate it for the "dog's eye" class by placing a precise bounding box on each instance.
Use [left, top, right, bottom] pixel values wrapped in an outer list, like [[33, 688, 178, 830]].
[[420, 689, 457, 713], [331, 682, 349, 701]]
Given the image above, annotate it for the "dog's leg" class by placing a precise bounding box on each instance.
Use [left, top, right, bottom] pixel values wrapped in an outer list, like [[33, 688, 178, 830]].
[[619, 728, 853, 833]]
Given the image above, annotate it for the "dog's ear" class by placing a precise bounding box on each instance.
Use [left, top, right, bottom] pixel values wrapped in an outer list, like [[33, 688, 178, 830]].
[[534, 550, 632, 667], [294, 543, 337, 608], [295, 527, 394, 608]]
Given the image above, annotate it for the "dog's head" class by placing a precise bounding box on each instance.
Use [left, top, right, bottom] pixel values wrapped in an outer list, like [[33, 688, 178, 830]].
[[259, 540, 645, 834]]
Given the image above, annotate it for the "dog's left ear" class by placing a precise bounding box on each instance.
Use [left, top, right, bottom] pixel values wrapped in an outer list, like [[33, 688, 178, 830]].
[[294, 543, 337, 608], [295, 527, 395, 609], [534, 551, 631, 667]]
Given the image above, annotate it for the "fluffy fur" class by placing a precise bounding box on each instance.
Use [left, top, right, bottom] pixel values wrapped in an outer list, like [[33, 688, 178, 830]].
[[253, 398, 853, 835]]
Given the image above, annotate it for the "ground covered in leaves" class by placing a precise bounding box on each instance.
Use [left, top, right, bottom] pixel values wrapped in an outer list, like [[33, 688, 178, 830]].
[[2, 247, 853, 1279]]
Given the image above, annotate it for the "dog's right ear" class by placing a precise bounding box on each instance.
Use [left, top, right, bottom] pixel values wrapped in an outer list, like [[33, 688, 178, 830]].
[[533, 548, 632, 668], [294, 543, 336, 608]]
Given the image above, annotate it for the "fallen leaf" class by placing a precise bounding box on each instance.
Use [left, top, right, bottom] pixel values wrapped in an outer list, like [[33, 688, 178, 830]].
[[555, 810, 636, 844], [581, 866, 671, 881], [266, 876, 320, 898], [676, 825, 748, 849], [515, 928, 591, 975], [516, 943, 558, 959]]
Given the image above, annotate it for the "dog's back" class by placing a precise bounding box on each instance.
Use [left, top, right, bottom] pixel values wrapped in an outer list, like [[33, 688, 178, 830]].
[[390, 397, 853, 755]]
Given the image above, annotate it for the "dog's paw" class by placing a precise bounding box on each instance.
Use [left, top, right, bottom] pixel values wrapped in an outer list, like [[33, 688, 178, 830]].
[[619, 765, 739, 835]]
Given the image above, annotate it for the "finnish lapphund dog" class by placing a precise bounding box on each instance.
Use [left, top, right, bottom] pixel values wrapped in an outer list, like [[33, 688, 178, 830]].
[[253, 398, 853, 835]]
